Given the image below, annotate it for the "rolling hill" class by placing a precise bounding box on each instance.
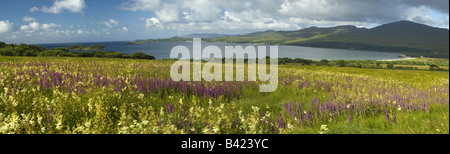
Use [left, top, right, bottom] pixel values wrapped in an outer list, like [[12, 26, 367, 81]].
[[182, 33, 232, 38], [128, 20, 449, 58], [206, 21, 449, 58]]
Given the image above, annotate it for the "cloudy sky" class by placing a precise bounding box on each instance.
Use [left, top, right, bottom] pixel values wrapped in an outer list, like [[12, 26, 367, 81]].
[[0, 0, 448, 44]]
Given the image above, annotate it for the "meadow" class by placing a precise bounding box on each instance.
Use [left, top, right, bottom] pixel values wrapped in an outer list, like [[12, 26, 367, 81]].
[[0, 56, 448, 134]]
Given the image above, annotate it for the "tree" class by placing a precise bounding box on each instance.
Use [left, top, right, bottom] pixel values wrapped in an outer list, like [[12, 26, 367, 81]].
[[131, 52, 155, 60], [0, 50, 13, 56], [28, 45, 47, 53], [429, 64, 440, 70], [78, 51, 95, 57], [24, 50, 37, 57], [387, 63, 395, 69], [336, 60, 346, 67], [14, 46, 27, 56], [0, 42, 6, 48], [318, 59, 330, 66], [278, 59, 286, 65], [376, 61, 381, 67]]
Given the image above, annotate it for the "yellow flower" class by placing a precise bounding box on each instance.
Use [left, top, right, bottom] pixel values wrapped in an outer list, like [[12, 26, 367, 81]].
[[138, 93, 144, 99], [319, 125, 329, 134]]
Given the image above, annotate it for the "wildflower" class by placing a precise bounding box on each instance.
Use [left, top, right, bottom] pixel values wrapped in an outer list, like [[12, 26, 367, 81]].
[[202, 127, 210, 134], [319, 125, 329, 134], [138, 93, 144, 99]]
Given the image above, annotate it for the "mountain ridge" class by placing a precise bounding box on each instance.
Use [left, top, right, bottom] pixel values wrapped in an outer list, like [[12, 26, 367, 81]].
[[207, 20, 449, 58], [129, 20, 449, 58]]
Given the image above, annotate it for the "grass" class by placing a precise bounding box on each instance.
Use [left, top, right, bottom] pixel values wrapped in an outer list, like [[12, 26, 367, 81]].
[[0, 56, 448, 134]]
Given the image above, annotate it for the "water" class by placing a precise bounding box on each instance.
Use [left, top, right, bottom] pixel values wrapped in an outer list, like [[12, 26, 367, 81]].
[[35, 41, 404, 60]]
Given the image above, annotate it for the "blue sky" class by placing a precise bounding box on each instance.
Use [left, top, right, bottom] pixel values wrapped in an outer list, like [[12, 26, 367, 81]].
[[0, 0, 449, 44]]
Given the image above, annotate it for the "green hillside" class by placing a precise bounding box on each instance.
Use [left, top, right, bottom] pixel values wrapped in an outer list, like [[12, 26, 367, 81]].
[[206, 21, 449, 58], [126, 21, 449, 58]]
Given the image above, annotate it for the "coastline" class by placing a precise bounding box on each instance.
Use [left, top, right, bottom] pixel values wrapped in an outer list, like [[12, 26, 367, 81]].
[[378, 54, 417, 61]]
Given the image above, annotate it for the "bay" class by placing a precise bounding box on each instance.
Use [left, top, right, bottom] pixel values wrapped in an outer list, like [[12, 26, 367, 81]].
[[36, 41, 404, 60]]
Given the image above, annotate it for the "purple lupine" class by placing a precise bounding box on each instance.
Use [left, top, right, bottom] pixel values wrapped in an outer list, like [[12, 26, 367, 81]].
[[25, 121, 28, 134], [349, 114, 353, 123], [385, 109, 390, 122], [277, 115, 283, 128], [393, 113, 396, 123]]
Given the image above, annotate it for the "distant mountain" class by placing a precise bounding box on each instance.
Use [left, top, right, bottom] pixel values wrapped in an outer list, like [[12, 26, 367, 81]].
[[128, 20, 449, 58], [206, 20, 449, 58], [126, 36, 190, 44], [182, 33, 232, 38]]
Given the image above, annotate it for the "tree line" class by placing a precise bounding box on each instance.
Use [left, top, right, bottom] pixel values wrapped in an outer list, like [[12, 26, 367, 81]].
[[0, 42, 155, 60]]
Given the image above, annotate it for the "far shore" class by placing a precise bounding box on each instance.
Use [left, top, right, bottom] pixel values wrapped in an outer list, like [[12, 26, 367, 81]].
[[379, 57, 417, 61]]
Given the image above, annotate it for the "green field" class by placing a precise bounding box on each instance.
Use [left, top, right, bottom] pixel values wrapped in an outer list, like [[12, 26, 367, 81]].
[[0, 56, 448, 134]]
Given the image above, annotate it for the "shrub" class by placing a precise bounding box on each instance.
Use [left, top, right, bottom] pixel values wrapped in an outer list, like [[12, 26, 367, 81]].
[[130, 52, 156, 60], [387, 63, 395, 69], [0, 42, 6, 48], [335, 60, 346, 67], [318, 59, 330, 66]]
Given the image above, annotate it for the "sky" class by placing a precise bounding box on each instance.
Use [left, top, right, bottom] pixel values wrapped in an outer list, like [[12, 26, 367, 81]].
[[0, 0, 449, 44]]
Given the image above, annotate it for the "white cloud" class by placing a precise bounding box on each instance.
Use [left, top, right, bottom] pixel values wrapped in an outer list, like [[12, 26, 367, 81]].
[[182, 0, 222, 22], [154, 4, 180, 23], [222, 11, 241, 23], [23, 16, 37, 22], [42, 23, 62, 30], [145, 17, 163, 30], [20, 22, 40, 32], [122, 27, 129, 32], [29, 7, 39, 12], [120, 0, 449, 33], [121, 0, 161, 11], [20, 22, 61, 32], [77, 29, 84, 34], [404, 5, 449, 27], [32, 0, 86, 14], [103, 19, 119, 28], [0, 20, 15, 34]]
